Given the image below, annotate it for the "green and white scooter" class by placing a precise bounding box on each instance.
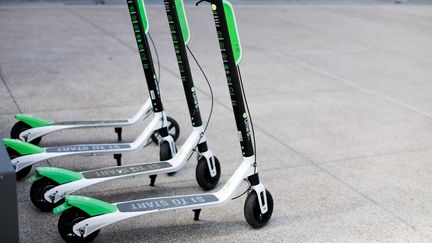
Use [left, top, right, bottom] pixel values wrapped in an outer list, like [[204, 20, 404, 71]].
[[3, 0, 188, 181], [10, 98, 157, 146], [27, 0, 220, 212], [54, 1, 273, 242]]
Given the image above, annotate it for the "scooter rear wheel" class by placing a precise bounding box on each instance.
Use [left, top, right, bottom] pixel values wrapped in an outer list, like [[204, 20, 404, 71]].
[[150, 116, 180, 144], [7, 147, 32, 180], [244, 189, 274, 228], [30, 177, 63, 212], [58, 207, 100, 243], [195, 156, 221, 191], [10, 121, 42, 145]]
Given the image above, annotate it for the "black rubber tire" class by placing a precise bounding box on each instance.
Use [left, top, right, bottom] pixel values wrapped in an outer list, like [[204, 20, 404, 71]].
[[58, 207, 100, 243], [30, 177, 64, 212], [195, 156, 221, 191], [159, 141, 177, 176], [150, 116, 180, 144], [10, 121, 42, 145], [244, 189, 274, 228], [7, 147, 32, 180]]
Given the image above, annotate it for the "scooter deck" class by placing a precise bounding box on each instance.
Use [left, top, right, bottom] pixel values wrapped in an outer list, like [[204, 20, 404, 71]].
[[45, 144, 131, 153], [82, 162, 172, 179], [56, 120, 128, 125], [116, 194, 219, 212]]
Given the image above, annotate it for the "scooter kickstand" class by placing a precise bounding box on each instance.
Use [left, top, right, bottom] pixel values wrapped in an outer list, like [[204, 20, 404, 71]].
[[114, 127, 122, 141], [193, 209, 201, 221], [149, 175, 157, 187], [113, 154, 122, 166]]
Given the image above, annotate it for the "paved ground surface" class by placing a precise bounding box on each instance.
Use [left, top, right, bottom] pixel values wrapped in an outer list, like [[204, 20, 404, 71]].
[[1, 2, 432, 242]]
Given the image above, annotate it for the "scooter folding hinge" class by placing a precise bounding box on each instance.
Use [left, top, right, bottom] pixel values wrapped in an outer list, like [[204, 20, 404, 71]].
[[253, 183, 268, 214]]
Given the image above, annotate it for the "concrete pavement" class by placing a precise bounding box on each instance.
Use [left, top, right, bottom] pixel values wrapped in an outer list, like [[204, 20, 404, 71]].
[[1, 2, 432, 242]]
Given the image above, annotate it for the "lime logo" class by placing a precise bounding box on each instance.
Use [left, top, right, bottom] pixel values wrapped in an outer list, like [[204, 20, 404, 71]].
[[211, 4, 217, 11], [222, 53, 227, 60], [136, 34, 141, 39], [172, 35, 177, 41], [138, 44, 144, 49], [224, 64, 229, 71], [220, 42, 224, 48], [168, 15, 172, 21], [132, 15, 137, 21], [217, 31, 222, 38], [134, 24, 139, 30], [130, 6, 135, 11], [243, 113, 247, 118], [177, 55, 181, 61], [140, 53, 146, 58]]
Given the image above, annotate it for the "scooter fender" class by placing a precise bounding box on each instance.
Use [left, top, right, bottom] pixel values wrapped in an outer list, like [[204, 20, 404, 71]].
[[15, 114, 54, 128], [3, 138, 44, 155], [53, 195, 118, 216], [33, 167, 84, 184]]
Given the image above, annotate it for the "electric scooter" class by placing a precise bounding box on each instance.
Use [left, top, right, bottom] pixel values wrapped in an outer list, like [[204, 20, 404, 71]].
[[27, 0, 220, 212], [3, 0, 188, 181], [54, 1, 273, 242]]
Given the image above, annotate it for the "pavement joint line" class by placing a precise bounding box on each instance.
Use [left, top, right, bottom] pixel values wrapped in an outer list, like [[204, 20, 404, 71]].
[[0, 66, 22, 113], [313, 145, 432, 166], [267, 6, 432, 67], [67, 8, 138, 54], [211, 84, 432, 239], [308, 6, 432, 67], [0, 96, 192, 116], [310, 162, 432, 238], [65, 8, 206, 110], [283, 54, 432, 120], [46, 159, 53, 167], [264, 133, 432, 239]]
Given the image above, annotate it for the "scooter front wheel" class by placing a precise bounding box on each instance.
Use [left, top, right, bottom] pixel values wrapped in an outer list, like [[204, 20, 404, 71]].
[[244, 189, 274, 228], [150, 116, 180, 144], [30, 177, 63, 212], [195, 156, 221, 191], [10, 121, 42, 145], [58, 207, 100, 243], [7, 147, 32, 180]]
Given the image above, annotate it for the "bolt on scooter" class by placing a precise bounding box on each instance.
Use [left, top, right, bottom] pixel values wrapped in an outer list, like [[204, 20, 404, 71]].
[[27, 0, 220, 212], [53, 1, 273, 242]]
